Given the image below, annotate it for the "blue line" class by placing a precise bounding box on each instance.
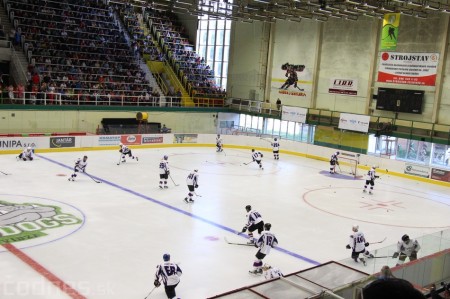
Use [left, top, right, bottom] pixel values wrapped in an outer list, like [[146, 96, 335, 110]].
[[38, 154, 320, 265]]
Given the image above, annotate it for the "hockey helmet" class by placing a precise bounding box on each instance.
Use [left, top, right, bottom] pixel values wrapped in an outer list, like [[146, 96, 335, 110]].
[[83, 156, 88, 161], [336, 151, 340, 155], [251, 149, 255, 152], [27, 147, 32, 151], [119, 142, 123, 146], [194, 169, 198, 172], [245, 205, 251, 212], [164, 155, 168, 160], [274, 138, 277, 141], [402, 234, 410, 242], [264, 223, 272, 230], [217, 134, 220, 137], [352, 225, 359, 232], [163, 253, 170, 261]]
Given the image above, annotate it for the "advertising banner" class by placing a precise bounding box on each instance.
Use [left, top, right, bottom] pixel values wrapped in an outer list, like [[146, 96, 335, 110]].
[[120, 135, 142, 145], [49, 137, 75, 148], [0, 137, 42, 149], [142, 135, 164, 144], [173, 134, 198, 144], [380, 13, 400, 51], [404, 163, 430, 178], [338, 113, 370, 133], [281, 106, 307, 123], [430, 168, 450, 183], [377, 52, 439, 86], [328, 78, 358, 96], [98, 135, 121, 146]]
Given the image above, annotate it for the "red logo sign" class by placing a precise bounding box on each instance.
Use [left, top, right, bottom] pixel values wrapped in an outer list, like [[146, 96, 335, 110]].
[[120, 135, 142, 145]]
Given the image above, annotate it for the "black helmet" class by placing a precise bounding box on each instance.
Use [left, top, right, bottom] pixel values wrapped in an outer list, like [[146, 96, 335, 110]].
[[401, 234, 410, 242], [245, 205, 251, 212], [163, 253, 170, 261], [264, 223, 271, 230]]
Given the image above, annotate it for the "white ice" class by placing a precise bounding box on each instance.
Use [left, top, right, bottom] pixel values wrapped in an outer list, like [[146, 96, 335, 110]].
[[0, 147, 449, 299]]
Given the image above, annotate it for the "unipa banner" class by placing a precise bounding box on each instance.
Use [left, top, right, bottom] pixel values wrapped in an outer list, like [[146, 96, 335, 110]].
[[281, 105, 307, 123], [142, 135, 163, 144], [380, 13, 400, 51], [328, 78, 358, 96], [377, 52, 439, 86], [338, 113, 370, 133], [50, 137, 75, 148]]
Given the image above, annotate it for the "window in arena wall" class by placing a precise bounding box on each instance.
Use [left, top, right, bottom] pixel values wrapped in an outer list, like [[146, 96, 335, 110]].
[[196, 0, 232, 90]]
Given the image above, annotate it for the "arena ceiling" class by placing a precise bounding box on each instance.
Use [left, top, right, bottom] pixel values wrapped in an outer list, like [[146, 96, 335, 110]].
[[122, 0, 450, 22]]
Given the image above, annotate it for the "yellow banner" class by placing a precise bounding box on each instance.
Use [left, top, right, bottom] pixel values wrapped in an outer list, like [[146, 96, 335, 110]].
[[380, 13, 400, 51]]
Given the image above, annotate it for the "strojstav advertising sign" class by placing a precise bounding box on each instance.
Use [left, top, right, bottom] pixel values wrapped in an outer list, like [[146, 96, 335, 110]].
[[430, 168, 450, 183], [377, 52, 439, 86]]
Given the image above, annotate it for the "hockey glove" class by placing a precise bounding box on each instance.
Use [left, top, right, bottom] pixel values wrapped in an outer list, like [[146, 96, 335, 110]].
[[242, 227, 247, 233], [154, 280, 161, 287], [167, 170, 170, 175], [346, 245, 351, 249], [336, 161, 339, 165], [195, 184, 198, 188], [260, 154, 263, 158], [365, 242, 369, 247], [119, 149, 123, 153], [392, 252, 399, 258]]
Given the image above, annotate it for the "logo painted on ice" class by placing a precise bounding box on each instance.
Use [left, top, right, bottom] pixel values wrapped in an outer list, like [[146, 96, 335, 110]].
[[0, 194, 85, 248]]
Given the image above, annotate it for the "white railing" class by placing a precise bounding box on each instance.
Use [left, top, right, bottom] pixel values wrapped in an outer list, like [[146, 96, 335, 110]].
[[1, 91, 185, 107]]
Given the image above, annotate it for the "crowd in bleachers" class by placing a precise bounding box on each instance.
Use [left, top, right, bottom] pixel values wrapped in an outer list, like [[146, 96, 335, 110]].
[[0, 0, 226, 106], [143, 7, 226, 99], [3, 0, 161, 105]]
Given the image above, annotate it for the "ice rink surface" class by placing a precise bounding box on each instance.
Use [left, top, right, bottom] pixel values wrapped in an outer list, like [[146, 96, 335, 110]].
[[1, 146, 449, 299]]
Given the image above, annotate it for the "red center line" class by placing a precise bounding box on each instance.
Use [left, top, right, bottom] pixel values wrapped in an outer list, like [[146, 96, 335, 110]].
[[2, 243, 87, 299]]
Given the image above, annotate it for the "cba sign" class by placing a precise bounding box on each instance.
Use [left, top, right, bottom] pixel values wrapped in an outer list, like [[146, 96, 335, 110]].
[[50, 137, 75, 148]]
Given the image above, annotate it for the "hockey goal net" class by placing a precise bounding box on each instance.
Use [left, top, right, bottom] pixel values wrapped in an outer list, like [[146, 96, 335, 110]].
[[338, 153, 362, 178]]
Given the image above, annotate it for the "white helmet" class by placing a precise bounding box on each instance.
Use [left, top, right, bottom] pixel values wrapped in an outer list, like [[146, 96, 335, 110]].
[[27, 147, 31, 150], [352, 225, 359, 232], [119, 143, 123, 146]]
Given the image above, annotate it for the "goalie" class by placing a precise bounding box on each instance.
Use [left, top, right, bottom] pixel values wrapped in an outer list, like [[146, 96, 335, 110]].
[[329, 151, 340, 174]]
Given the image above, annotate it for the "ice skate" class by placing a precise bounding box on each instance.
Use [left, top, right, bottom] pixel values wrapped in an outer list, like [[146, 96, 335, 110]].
[[189, 199, 194, 203], [363, 189, 366, 193], [184, 197, 189, 203], [359, 258, 367, 266]]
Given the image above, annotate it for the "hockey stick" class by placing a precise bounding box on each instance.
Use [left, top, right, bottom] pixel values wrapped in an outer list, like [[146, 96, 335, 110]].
[[194, 191, 202, 197], [224, 237, 254, 246], [116, 154, 122, 166], [144, 286, 157, 299], [0, 170, 11, 175], [371, 256, 392, 259], [85, 173, 102, 183], [242, 160, 254, 165], [169, 174, 179, 186], [370, 237, 387, 244], [337, 163, 342, 173]]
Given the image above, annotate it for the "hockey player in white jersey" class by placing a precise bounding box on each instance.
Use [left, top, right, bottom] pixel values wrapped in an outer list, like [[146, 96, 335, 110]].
[[17, 147, 34, 161], [251, 149, 264, 170], [242, 205, 264, 244], [154, 253, 182, 299], [392, 234, 421, 266], [184, 169, 199, 203], [119, 143, 138, 163], [346, 225, 373, 266], [271, 138, 280, 160], [68, 156, 88, 181], [216, 134, 223, 152], [249, 223, 278, 275], [159, 155, 170, 189], [262, 264, 283, 280], [363, 166, 379, 194], [329, 151, 339, 174]]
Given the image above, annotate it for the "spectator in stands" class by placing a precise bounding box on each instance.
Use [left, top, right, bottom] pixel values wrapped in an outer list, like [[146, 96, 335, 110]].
[[161, 124, 170, 133], [377, 265, 395, 280], [359, 278, 425, 299], [276, 98, 281, 110]]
